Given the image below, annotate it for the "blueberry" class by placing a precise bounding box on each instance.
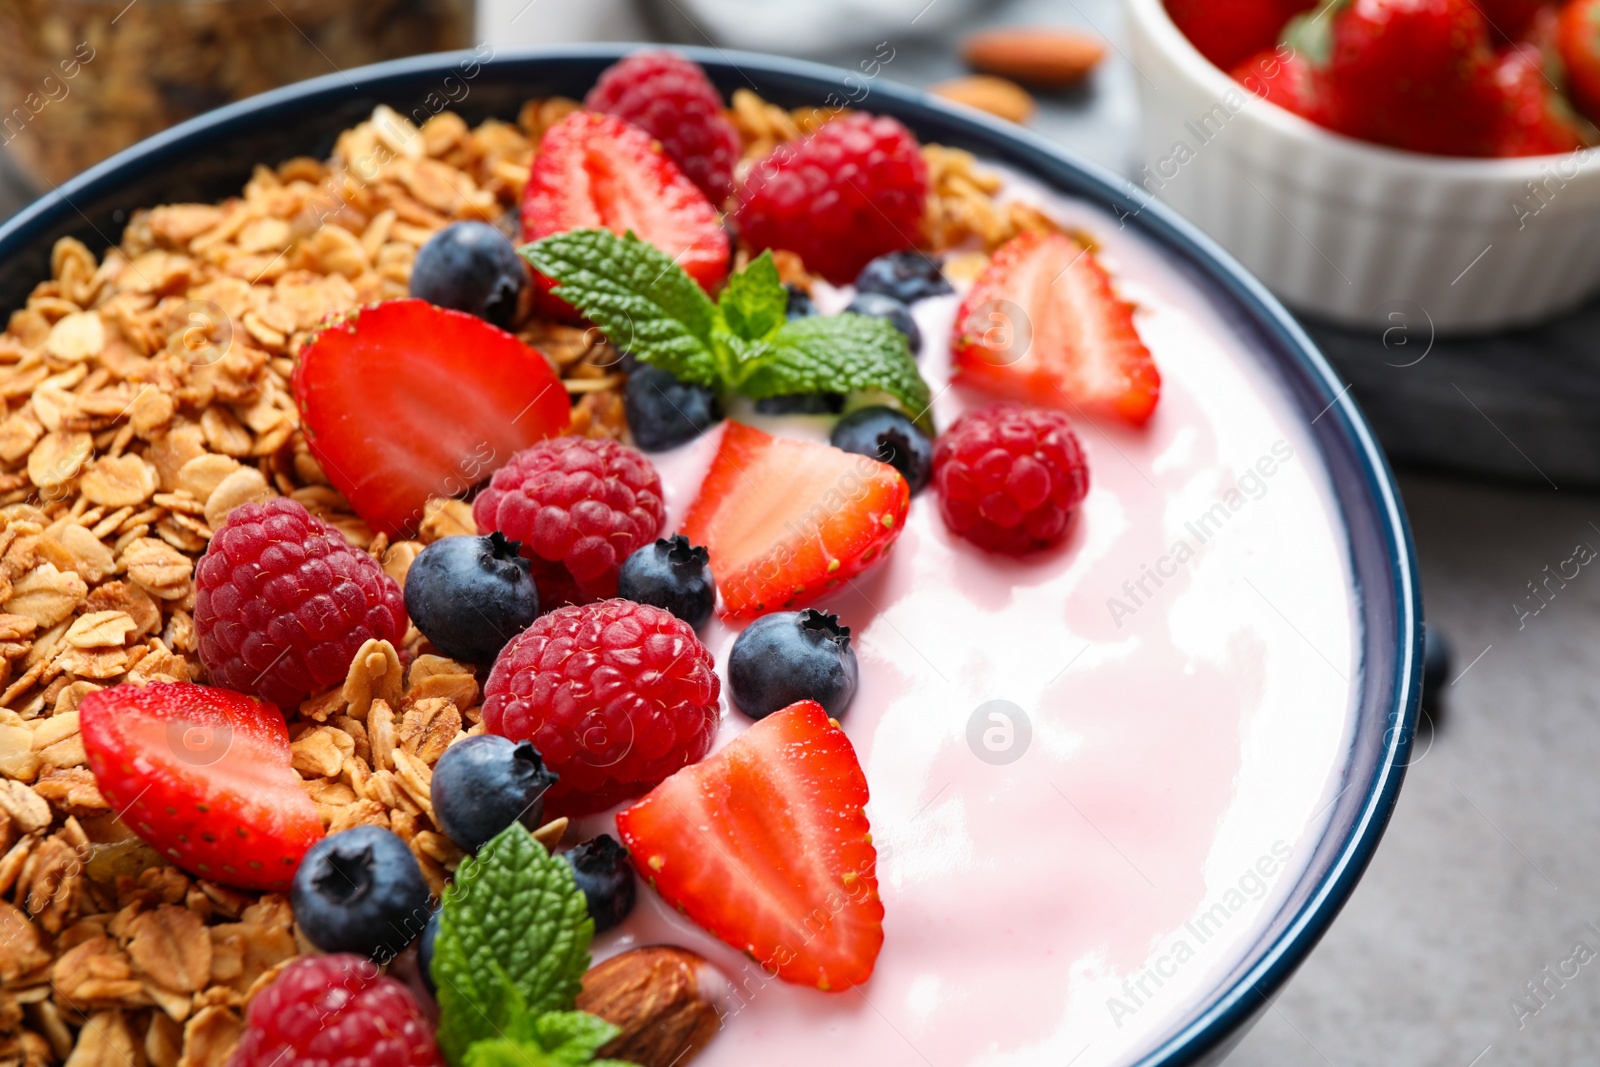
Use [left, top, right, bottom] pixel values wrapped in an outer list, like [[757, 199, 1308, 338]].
[[404, 532, 539, 664], [854, 250, 952, 304], [563, 834, 636, 933], [617, 535, 715, 630], [785, 284, 817, 319], [624, 365, 722, 451], [418, 908, 440, 995], [409, 221, 529, 329], [728, 608, 859, 720], [430, 735, 559, 853], [291, 826, 432, 962], [830, 406, 934, 494], [845, 291, 921, 355], [753, 392, 845, 415]]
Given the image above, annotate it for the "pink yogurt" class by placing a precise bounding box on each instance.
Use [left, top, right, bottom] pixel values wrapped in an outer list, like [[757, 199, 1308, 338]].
[[568, 168, 1358, 1067]]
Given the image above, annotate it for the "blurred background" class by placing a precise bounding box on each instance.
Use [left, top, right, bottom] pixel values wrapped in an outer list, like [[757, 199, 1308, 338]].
[[2, 1, 1599, 1064]]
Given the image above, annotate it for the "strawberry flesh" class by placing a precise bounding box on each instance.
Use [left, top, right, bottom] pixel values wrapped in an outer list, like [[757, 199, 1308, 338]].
[[952, 231, 1160, 426], [80, 682, 323, 891], [522, 111, 730, 297], [616, 700, 884, 991], [292, 299, 570, 539], [679, 422, 910, 618]]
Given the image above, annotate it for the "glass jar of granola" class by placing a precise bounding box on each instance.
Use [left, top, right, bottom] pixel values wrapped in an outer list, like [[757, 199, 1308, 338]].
[[0, 0, 474, 189]]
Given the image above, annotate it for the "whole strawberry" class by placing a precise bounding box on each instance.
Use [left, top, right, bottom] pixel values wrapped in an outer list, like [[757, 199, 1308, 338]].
[[1480, 0, 1550, 40], [733, 112, 928, 284], [471, 437, 666, 606], [229, 955, 443, 1067], [1167, 0, 1317, 71], [1490, 43, 1590, 156], [481, 599, 720, 817], [1321, 0, 1501, 156], [1559, 0, 1600, 125], [195, 497, 407, 707], [1231, 48, 1331, 124], [585, 50, 743, 203]]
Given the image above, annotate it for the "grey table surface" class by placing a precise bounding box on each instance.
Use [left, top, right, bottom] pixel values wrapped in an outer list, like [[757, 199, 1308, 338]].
[[4, 2, 1598, 1063]]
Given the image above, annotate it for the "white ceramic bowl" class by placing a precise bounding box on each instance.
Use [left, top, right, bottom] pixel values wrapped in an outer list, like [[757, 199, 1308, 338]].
[[1126, 0, 1600, 333]]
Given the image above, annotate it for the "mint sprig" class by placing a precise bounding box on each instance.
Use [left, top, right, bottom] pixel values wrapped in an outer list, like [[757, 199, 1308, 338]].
[[464, 1010, 636, 1067], [432, 824, 595, 1065], [523, 230, 933, 425]]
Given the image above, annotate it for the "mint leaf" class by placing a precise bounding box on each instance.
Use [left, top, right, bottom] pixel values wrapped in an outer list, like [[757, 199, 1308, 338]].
[[718, 250, 787, 342], [433, 825, 595, 1065], [464, 1011, 636, 1067], [525, 228, 935, 425], [523, 229, 720, 385], [739, 313, 932, 422]]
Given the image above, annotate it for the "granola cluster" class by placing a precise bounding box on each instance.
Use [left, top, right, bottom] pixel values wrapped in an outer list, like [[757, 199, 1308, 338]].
[[0, 93, 1021, 1067]]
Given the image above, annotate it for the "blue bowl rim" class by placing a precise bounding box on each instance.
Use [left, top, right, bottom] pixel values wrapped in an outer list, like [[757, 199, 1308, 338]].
[[0, 43, 1421, 1067]]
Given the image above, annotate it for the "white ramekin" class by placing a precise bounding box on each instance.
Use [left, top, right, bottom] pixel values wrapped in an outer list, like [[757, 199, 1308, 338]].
[[1125, 0, 1600, 333]]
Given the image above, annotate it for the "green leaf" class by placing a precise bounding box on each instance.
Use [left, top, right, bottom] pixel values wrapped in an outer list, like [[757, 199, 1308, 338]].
[[739, 313, 932, 424], [522, 228, 935, 421], [464, 1011, 636, 1067], [432, 826, 595, 1066], [718, 250, 787, 343], [522, 229, 721, 385], [1281, 0, 1345, 68]]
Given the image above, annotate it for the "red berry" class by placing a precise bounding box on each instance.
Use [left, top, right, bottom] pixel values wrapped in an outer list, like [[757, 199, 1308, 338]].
[[1490, 43, 1589, 156], [81, 682, 323, 891], [481, 599, 720, 817], [1322, 0, 1501, 156], [1480, 0, 1550, 41], [522, 112, 730, 299], [1558, 0, 1600, 125], [933, 403, 1090, 555], [951, 231, 1160, 425], [733, 113, 927, 284], [230, 954, 443, 1067], [472, 437, 665, 604], [293, 299, 570, 538], [1166, 0, 1316, 71], [585, 50, 742, 203], [195, 497, 407, 707], [679, 422, 910, 619], [616, 699, 883, 992], [1232, 47, 1331, 124]]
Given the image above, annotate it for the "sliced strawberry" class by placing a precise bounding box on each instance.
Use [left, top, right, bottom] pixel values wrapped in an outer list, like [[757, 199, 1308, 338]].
[[80, 682, 323, 891], [522, 111, 730, 297], [679, 422, 909, 618], [616, 700, 884, 991], [292, 299, 569, 539], [952, 231, 1161, 426]]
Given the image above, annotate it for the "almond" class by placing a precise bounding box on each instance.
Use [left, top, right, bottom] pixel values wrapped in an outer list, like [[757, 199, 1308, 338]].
[[576, 946, 727, 1067], [932, 75, 1036, 124], [962, 27, 1107, 88]]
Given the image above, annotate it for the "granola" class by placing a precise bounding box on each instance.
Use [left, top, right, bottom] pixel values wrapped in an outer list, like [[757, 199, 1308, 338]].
[[0, 92, 1017, 1066]]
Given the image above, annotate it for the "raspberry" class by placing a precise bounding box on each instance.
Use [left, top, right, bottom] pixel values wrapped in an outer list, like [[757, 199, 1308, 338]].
[[482, 599, 720, 817], [194, 498, 407, 707], [230, 955, 443, 1067], [472, 437, 665, 605], [933, 403, 1090, 555], [733, 113, 927, 284], [585, 50, 742, 204]]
